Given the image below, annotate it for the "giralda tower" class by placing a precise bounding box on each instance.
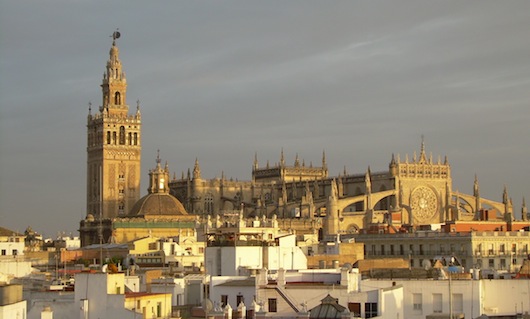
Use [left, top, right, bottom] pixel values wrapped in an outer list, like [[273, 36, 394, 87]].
[[86, 31, 141, 220]]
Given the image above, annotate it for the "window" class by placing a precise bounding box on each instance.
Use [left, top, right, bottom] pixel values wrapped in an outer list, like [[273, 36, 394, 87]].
[[488, 244, 494, 255], [1, 250, 5, 255], [390, 245, 394, 255], [119, 126, 125, 145], [12, 249, 17, 256], [114, 92, 121, 104], [133, 133, 138, 145], [112, 131, 117, 144], [381, 245, 385, 256], [419, 244, 424, 255], [365, 302, 377, 318], [488, 259, 494, 268], [499, 244, 505, 254], [237, 295, 244, 306], [433, 294, 442, 313], [107, 131, 111, 144], [512, 243, 517, 253], [452, 293, 463, 312], [412, 293, 422, 313], [500, 259, 506, 269], [221, 295, 228, 307], [348, 303, 361, 317], [128, 132, 132, 145], [204, 192, 214, 214], [400, 244, 404, 255], [268, 298, 277, 312]]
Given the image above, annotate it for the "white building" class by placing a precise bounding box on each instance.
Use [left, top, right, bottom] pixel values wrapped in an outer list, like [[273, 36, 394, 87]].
[[0, 284, 26, 319], [75, 271, 173, 319], [151, 274, 206, 307], [205, 214, 308, 276], [0, 227, 25, 257], [361, 276, 530, 318], [208, 267, 403, 319]]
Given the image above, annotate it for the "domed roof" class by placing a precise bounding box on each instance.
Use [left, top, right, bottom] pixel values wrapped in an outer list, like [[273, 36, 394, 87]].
[[129, 193, 188, 217]]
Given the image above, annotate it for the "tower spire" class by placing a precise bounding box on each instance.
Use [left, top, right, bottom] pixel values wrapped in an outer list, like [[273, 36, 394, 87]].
[[418, 135, 427, 163], [193, 158, 201, 179]]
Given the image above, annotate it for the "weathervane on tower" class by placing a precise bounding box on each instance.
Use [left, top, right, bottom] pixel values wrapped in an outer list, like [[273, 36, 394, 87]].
[[111, 28, 120, 45]]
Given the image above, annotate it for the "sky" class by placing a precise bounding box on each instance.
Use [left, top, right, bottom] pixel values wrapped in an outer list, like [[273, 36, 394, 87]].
[[1, 1, 529, 238]]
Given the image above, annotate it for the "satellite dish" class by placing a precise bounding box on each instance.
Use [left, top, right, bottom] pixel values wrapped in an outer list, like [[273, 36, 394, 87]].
[[202, 298, 213, 313], [422, 259, 432, 270]]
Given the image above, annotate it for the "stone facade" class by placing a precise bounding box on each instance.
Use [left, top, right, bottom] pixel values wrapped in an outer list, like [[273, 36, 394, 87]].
[[169, 139, 518, 237]]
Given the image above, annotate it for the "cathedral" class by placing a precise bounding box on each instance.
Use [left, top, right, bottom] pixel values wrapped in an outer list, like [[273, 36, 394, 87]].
[[80, 33, 528, 246]]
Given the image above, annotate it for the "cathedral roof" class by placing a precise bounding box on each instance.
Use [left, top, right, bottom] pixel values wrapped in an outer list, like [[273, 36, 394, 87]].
[[128, 193, 188, 217]]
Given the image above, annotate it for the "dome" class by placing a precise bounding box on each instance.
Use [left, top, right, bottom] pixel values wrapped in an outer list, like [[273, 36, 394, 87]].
[[129, 193, 188, 217]]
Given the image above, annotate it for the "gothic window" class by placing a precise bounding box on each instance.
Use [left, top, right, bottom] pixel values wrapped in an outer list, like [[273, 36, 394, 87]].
[[134, 133, 138, 145], [107, 131, 111, 145], [112, 131, 117, 144], [234, 192, 241, 207], [128, 132, 132, 145], [204, 192, 214, 214], [114, 92, 121, 105], [376, 185, 388, 210], [119, 126, 125, 145], [264, 192, 272, 204], [354, 187, 364, 211]]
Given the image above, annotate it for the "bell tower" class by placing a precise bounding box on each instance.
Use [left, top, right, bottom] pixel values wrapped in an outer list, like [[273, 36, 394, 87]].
[[86, 31, 142, 220]]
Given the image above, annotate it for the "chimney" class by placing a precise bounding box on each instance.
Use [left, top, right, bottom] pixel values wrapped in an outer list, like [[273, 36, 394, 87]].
[[41, 306, 53, 319]]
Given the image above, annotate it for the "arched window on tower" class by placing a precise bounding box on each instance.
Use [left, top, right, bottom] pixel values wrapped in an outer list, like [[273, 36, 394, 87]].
[[133, 133, 138, 145], [106, 131, 111, 145], [128, 132, 132, 145], [114, 92, 121, 105], [119, 126, 125, 145], [112, 131, 117, 145]]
